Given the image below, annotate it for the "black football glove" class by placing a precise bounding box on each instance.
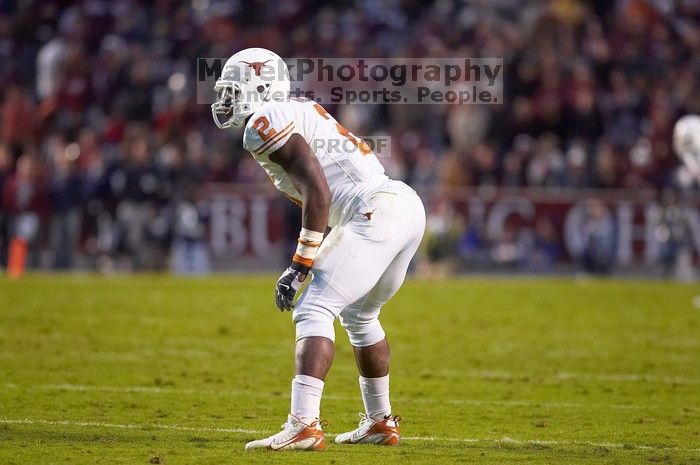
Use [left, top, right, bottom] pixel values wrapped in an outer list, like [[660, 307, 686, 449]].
[[275, 262, 309, 311]]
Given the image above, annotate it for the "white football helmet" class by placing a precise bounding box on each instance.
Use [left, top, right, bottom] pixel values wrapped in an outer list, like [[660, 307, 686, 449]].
[[673, 114, 700, 183], [211, 48, 291, 129]]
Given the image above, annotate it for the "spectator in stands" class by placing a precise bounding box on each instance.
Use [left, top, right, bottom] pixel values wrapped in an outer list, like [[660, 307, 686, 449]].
[[1, 85, 35, 160], [527, 217, 561, 272], [170, 186, 210, 275], [48, 139, 83, 269], [419, 199, 464, 277], [656, 190, 692, 279], [0, 144, 12, 266], [527, 133, 566, 187], [490, 221, 531, 269], [581, 199, 617, 275], [2, 151, 49, 268]]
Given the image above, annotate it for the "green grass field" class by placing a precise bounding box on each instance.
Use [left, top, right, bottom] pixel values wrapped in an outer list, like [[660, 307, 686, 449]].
[[0, 275, 698, 464]]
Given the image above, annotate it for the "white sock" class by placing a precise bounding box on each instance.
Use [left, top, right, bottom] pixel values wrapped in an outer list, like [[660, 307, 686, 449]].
[[359, 374, 391, 421], [291, 374, 324, 424]]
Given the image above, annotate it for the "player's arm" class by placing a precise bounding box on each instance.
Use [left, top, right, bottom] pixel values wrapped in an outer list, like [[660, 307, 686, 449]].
[[270, 133, 330, 234], [269, 133, 331, 311]]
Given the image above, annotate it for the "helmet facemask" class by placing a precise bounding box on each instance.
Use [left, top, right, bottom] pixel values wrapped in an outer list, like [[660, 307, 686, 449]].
[[211, 81, 251, 129]]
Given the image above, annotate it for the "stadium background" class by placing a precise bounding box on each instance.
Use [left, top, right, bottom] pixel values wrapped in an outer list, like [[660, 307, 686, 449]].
[[0, 0, 698, 277]]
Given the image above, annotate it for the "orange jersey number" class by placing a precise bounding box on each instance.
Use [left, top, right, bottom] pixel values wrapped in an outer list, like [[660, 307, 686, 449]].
[[313, 103, 372, 156], [252, 116, 276, 142]]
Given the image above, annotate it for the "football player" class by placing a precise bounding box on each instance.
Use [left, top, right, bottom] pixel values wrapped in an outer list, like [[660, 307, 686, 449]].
[[673, 114, 700, 185], [212, 48, 425, 450]]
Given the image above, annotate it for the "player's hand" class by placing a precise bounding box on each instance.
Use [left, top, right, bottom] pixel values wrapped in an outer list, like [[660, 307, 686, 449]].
[[275, 262, 309, 311]]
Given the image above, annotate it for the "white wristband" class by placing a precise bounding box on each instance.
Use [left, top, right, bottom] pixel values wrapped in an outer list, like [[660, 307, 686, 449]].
[[300, 228, 324, 244], [293, 228, 324, 266]]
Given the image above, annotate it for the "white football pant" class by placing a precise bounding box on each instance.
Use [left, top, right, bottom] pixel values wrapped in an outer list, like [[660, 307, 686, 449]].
[[293, 180, 426, 347]]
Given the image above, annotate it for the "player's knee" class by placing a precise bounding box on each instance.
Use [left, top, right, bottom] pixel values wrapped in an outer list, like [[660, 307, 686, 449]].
[[340, 315, 385, 347], [294, 309, 335, 343]]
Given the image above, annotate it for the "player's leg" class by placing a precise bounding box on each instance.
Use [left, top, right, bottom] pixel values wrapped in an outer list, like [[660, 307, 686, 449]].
[[243, 336, 334, 451], [347, 189, 425, 418], [244, 341, 331, 451], [356, 246, 418, 399], [289, 335, 334, 424], [334, 243, 420, 445], [354, 338, 390, 377], [244, 302, 339, 450], [336, 188, 425, 445], [244, 329, 332, 451]]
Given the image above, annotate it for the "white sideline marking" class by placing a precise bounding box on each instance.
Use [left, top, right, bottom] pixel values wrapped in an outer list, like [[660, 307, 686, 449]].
[[0, 418, 262, 435], [1, 418, 698, 453], [400, 435, 700, 453], [435, 370, 700, 386], [41, 383, 206, 395], [554, 372, 700, 385], [7, 383, 688, 412], [401, 436, 700, 452], [442, 398, 643, 410], [4, 383, 673, 411]]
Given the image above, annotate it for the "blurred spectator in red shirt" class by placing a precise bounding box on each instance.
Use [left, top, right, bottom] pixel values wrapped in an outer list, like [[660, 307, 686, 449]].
[[2, 150, 49, 268], [1, 85, 35, 159], [2, 151, 49, 216]]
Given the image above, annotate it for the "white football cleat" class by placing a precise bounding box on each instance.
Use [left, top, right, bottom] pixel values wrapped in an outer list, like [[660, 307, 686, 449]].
[[334, 413, 401, 446], [244, 415, 326, 451]]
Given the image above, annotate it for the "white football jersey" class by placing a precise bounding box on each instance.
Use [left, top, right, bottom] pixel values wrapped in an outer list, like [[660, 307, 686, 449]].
[[242, 98, 389, 226]]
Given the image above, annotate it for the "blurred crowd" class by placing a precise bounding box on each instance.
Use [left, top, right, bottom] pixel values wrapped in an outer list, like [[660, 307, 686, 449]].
[[419, 193, 695, 279], [0, 0, 698, 273]]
